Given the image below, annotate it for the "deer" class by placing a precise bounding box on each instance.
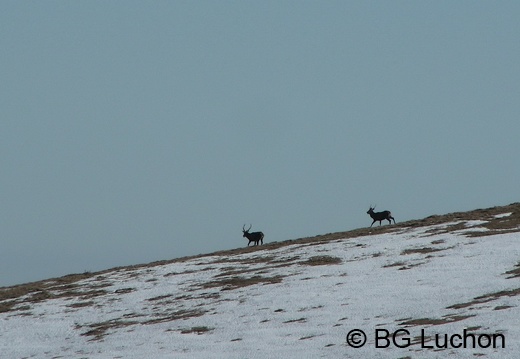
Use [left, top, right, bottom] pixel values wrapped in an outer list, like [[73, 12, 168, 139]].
[[367, 205, 395, 227], [242, 224, 264, 246]]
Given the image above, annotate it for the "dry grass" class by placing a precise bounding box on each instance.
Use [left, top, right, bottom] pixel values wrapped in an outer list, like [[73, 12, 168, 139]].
[[142, 309, 207, 325], [300, 255, 342, 266], [399, 314, 475, 326], [80, 319, 139, 341], [383, 261, 407, 268], [180, 326, 213, 334], [1, 202, 519, 320], [447, 287, 520, 310], [201, 275, 284, 291], [400, 247, 448, 255], [79, 309, 208, 341], [283, 317, 307, 324], [0, 280, 108, 314], [505, 263, 520, 279]]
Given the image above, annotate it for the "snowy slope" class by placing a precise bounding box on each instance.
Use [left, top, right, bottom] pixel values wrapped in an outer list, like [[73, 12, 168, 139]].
[[1, 204, 520, 359]]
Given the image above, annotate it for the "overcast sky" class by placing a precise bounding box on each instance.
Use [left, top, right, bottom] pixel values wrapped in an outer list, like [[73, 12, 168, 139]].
[[1, 1, 519, 286]]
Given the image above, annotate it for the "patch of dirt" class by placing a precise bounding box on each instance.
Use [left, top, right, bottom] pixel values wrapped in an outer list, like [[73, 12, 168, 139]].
[[80, 319, 139, 341], [505, 263, 520, 279], [147, 294, 174, 302], [180, 326, 213, 334], [397, 262, 428, 271], [0, 284, 108, 314], [431, 239, 446, 245], [300, 334, 323, 340], [447, 287, 520, 310], [401, 247, 448, 255], [67, 301, 95, 309], [213, 262, 298, 279], [300, 256, 342, 266], [79, 308, 210, 341], [209, 256, 278, 265], [0, 301, 17, 313], [383, 261, 407, 268], [283, 317, 307, 324], [114, 288, 135, 295], [143, 309, 207, 325], [399, 314, 475, 326], [200, 275, 284, 291], [422, 222, 469, 237]]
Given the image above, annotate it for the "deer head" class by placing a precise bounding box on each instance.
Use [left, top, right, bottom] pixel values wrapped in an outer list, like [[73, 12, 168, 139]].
[[242, 224, 252, 237]]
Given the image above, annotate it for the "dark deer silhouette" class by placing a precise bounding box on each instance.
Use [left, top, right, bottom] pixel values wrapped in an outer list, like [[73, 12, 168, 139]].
[[242, 224, 264, 246], [367, 206, 395, 227]]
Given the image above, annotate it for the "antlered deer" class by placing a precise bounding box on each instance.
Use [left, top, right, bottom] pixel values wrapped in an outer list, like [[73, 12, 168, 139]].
[[367, 206, 395, 227], [242, 224, 264, 246]]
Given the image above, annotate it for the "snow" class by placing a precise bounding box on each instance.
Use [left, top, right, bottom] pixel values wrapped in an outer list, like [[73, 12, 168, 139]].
[[1, 218, 520, 358]]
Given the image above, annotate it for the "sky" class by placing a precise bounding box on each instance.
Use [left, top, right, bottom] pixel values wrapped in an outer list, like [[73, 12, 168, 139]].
[[1, 1, 519, 287]]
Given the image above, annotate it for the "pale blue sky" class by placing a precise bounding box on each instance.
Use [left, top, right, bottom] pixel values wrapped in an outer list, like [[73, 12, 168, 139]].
[[1, 1, 519, 286]]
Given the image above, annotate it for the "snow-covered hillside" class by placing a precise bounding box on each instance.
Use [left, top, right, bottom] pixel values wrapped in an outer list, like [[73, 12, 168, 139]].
[[1, 204, 520, 358]]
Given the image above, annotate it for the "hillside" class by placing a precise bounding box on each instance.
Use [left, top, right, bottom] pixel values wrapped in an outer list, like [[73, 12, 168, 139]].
[[1, 203, 520, 358]]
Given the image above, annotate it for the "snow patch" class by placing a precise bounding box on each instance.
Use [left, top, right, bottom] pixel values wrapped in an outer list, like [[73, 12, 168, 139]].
[[1, 225, 520, 358]]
